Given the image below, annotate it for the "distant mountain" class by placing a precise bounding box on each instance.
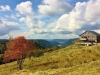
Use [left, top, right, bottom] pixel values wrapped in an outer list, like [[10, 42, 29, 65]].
[[49, 39, 68, 46], [48, 38, 77, 47], [52, 39, 68, 43], [0, 39, 77, 49], [31, 39, 57, 48], [50, 40, 60, 46], [61, 38, 77, 47], [48, 39, 68, 46], [34, 42, 45, 49]]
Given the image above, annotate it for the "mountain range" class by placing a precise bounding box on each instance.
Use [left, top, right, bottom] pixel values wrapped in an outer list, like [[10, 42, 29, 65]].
[[0, 38, 77, 49], [47, 38, 77, 47]]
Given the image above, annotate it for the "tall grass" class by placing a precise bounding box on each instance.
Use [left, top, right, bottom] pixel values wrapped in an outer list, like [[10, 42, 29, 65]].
[[1, 44, 100, 75]]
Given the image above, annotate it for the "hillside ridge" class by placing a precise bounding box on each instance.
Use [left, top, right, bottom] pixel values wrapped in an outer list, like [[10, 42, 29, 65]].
[[1, 44, 100, 75]]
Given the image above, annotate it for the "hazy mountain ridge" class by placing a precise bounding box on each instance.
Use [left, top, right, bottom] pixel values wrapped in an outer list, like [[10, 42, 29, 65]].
[[0, 38, 77, 49], [31, 39, 57, 48], [48, 38, 77, 47], [61, 38, 77, 46], [0, 39, 57, 49]]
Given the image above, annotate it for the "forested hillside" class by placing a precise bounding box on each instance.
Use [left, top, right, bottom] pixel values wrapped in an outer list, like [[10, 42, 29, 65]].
[[0, 39, 56, 54], [0, 39, 51, 65], [49, 39, 77, 46], [31, 39, 57, 48], [0, 39, 8, 54]]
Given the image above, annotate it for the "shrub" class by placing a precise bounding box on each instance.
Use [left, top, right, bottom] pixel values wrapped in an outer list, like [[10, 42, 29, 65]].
[[28, 49, 44, 58], [33, 49, 44, 57], [45, 48, 53, 52], [52, 46, 59, 50]]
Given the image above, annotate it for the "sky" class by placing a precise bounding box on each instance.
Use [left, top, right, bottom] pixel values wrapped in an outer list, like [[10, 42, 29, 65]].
[[0, 0, 100, 39]]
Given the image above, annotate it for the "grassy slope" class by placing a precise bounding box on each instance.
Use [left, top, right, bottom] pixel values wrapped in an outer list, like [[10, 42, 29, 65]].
[[1, 44, 100, 75]]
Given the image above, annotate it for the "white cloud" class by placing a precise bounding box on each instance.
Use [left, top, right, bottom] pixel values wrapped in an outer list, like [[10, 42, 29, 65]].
[[0, 17, 20, 36], [0, 5, 11, 11], [5, 13, 20, 20], [85, 0, 100, 22], [5, 14, 17, 20], [19, 16, 45, 29], [2, 0, 100, 39], [0, 34, 8, 39], [38, 0, 73, 16], [16, 1, 44, 28], [16, 1, 46, 38], [19, 17, 25, 22], [16, 1, 34, 15], [8, 31, 28, 39], [45, 0, 100, 37]]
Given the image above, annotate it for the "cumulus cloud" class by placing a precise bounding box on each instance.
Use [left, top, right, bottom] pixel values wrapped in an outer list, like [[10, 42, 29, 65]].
[[16, 1, 34, 15], [47, 0, 100, 36], [0, 5, 11, 11], [5, 0, 100, 39], [0, 17, 20, 36], [16, 1, 38, 28], [16, 1, 46, 36], [54, 2, 86, 32], [74, 0, 100, 32], [85, 0, 100, 22], [38, 0, 73, 16], [12, 1, 73, 39], [19, 16, 45, 29]]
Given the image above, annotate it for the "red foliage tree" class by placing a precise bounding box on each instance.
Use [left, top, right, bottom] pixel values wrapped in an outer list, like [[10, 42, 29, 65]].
[[3, 36, 35, 70]]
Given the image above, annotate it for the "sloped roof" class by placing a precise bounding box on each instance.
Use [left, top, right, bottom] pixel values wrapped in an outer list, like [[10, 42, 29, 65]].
[[88, 31, 100, 36], [80, 31, 100, 36]]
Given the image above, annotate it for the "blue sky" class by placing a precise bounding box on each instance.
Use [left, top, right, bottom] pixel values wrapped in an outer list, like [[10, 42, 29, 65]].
[[0, 0, 100, 39]]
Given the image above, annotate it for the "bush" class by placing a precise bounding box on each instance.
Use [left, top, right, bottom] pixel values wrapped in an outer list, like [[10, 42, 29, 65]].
[[52, 46, 59, 50], [33, 50, 44, 57], [28, 49, 44, 59]]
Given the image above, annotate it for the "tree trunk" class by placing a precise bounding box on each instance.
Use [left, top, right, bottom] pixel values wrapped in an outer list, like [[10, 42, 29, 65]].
[[17, 59, 24, 70], [18, 62, 22, 70]]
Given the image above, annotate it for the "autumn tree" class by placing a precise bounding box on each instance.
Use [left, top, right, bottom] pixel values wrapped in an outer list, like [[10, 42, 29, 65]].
[[3, 36, 35, 70]]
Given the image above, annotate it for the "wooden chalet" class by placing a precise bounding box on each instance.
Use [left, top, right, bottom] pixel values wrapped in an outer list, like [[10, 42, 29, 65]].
[[79, 31, 100, 46]]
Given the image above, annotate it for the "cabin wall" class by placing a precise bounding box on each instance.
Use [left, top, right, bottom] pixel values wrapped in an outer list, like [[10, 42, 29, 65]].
[[87, 33, 97, 42], [80, 31, 97, 42], [97, 36, 100, 42]]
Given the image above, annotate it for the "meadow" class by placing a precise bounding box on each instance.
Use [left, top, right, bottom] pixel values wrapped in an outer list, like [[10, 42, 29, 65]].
[[0, 44, 100, 75]]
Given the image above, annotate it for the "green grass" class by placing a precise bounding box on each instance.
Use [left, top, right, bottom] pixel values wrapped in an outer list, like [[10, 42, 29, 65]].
[[1, 44, 100, 75]]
